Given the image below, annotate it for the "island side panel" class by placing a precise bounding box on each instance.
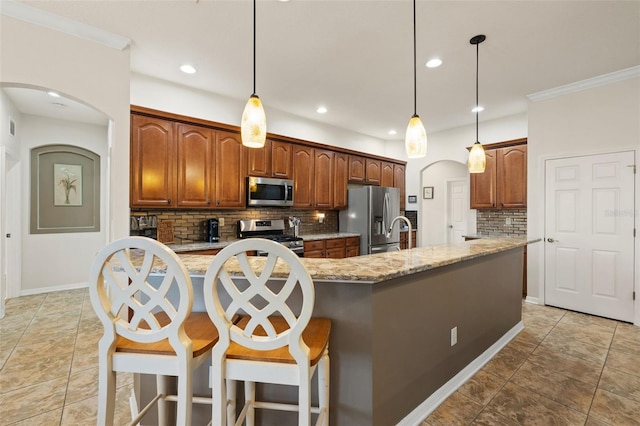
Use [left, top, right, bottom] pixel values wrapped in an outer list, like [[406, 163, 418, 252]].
[[370, 248, 523, 425]]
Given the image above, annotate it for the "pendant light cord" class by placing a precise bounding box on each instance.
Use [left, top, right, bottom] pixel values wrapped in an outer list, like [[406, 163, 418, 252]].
[[475, 40, 479, 143], [413, 0, 417, 116], [252, 0, 257, 96]]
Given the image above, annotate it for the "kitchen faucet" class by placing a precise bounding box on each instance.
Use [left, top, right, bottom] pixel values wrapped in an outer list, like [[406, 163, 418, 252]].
[[387, 215, 413, 250]]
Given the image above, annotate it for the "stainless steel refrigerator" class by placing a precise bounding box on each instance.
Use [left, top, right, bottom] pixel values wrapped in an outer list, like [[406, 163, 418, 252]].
[[339, 186, 401, 255]]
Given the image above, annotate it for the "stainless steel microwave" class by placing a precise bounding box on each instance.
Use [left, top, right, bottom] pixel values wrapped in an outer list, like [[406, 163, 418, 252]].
[[247, 176, 294, 207]]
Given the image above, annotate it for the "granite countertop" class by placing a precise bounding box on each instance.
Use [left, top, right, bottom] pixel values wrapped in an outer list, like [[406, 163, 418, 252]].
[[148, 237, 540, 284], [168, 233, 361, 252]]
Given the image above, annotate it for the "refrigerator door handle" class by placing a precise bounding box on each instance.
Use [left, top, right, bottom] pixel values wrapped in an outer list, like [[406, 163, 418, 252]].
[[383, 192, 390, 235]]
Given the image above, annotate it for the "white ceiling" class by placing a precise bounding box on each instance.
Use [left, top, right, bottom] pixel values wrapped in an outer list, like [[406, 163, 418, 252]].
[[4, 0, 640, 140]]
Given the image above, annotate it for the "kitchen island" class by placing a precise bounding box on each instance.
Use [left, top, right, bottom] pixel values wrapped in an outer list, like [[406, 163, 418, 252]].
[[139, 237, 534, 425]]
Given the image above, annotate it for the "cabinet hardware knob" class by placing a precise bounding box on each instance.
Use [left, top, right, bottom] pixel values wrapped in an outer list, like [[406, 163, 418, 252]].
[[167, 199, 171, 204], [207, 199, 211, 204]]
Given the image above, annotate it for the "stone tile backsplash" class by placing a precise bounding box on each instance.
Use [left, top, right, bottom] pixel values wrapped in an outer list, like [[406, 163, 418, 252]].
[[477, 209, 527, 236]]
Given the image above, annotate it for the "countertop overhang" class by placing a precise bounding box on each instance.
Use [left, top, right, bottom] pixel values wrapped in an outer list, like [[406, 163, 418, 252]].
[[162, 237, 540, 284]]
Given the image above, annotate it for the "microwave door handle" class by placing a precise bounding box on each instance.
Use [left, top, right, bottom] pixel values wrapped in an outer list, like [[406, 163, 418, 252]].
[[284, 182, 289, 201]]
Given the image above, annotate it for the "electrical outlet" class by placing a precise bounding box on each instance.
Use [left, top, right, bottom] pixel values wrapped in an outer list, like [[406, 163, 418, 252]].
[[505, 217, 512, 226], [219, 218, 225, 226], [451, 327, 458, 346]]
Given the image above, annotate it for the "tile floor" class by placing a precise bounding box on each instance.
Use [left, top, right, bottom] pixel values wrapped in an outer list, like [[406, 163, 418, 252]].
[[1, 289, 639, 425]]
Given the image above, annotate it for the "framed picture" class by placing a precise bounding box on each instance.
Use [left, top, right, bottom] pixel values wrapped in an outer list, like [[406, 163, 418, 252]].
[[423, 186, 434, 199], [408, 195, 417, 204], [54, 163, 83, 206]]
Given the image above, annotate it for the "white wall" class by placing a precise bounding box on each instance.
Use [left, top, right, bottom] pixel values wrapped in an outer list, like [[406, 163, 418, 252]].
[[527, 76, 640, 325], [1, 15, 130, 295], [131, 73, 387, 156], [20, 115, 108, 293]]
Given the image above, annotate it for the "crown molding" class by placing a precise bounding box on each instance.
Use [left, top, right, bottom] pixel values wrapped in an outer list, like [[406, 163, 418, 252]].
[[1, 0, 130, 50], [528, 66, 640, 102]]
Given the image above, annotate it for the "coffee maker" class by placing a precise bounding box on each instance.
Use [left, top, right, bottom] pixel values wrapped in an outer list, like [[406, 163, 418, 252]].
[[206, 218, 220, 242]]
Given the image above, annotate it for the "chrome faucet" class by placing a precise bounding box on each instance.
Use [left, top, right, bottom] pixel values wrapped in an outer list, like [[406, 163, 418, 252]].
[[386, 215, 413, 250]]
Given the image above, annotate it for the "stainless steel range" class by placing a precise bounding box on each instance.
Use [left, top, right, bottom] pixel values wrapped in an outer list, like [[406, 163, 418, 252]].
[[238, 219, 304, 256]]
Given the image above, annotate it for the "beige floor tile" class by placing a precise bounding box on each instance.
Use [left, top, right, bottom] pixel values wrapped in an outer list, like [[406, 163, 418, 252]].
[[458, 369, 506, 406], [528, 345, 604, 386], [0, 376, 67, 425], [615, 322, 640, 341], [424, 391, 484, 425], [470, 407, 520, 425], [560, 311, 618, 331], [2, 295, 46, 315], [510, 360, 597, 413], [0, 350, 73, 392], [585, 415, 615, 426], [598, 366, 640, 403], [60, 386, 134, 426], [551, 322, 615, 349], [605, 348, 640, 377], [610, 333, 640, 357], [521, 303, 566, 322], [485, 382, 587, 425], [539, 330, 609, 366], [481, 344, 530, 380], [588, 388, 640, 425], [3, 409, 62, 426]]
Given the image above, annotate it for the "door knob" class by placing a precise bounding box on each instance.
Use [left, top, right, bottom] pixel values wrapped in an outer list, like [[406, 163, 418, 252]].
[[547, 238, 558, 243], [448, 225, 453, 228]]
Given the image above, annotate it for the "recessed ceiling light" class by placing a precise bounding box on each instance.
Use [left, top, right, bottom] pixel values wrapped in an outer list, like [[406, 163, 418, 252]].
[[388, 130, 397, 135], [47, 91, 61, 98], [180, 64, 197, 74], [472, 105, 484, 113], [426, 58, 442, 68], [316, 106, 328, 114]]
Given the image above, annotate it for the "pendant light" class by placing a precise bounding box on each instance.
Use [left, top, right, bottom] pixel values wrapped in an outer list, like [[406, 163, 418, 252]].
[[405, 0, 427, 159], [241, 0, 267, 148], [468, 34, 486, 173]]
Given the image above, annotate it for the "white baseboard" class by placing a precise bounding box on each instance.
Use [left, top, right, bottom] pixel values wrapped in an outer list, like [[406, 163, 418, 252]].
[[397, 320, 525, 426], [524, 296, 540, 305], [19, 282, 88, 297]]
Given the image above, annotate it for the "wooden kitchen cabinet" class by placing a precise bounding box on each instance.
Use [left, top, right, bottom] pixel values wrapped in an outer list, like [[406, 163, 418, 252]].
[[130, 115, 177, 208], [272, 141, 293, 178], [345, 236, 360, 257], [334, 152, 348, 209], [365, 159, 381, 185], [400, 230, 417, 250], [304, 237, 354, 258], [348, 156, 384, 185], [314, 149, 334, 209], [292, 145, 315, 208], [381, 161, 394, 187], [470, 142, 526, 209], [247, 139, 292, 179], [393, 164, 406, 211], [348, 155, 366, 183], [176, 123, 214, 208], [215, 131, 247, 208]]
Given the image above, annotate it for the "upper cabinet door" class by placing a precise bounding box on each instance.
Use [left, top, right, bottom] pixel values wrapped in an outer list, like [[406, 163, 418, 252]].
[[271, 141, 293, 179], [215, 130, 247, 208], [381, 161, 394, 187], [497, 145, 527, 208], [470, 149, 497, 209], [130, 115, 176, 208], [247, 139, 272, 177], [334, 152, 349, 210], [176, 124, 214, 208], [393, 164, 406, 211], [292, 145, 314, 208], [314, 149, 334, 209], [365, 159, 381, 185], [348, 155, 366, 183]]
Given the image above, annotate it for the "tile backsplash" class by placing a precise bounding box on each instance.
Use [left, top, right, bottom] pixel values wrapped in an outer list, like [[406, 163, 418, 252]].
[[476, 209, 527, 236], [132, 209, 338, 243]]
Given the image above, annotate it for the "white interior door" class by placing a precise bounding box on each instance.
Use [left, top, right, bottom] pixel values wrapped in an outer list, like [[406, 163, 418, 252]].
[[447, 179, 468, 243], [545, 151, 635, 322]]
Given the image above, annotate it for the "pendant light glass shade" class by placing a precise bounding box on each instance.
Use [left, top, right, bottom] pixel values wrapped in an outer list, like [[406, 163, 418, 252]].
[[405, 114, 427, 159], [468, 34, 486, 173], [468, 141, 486, 173], [241, 94, 266, 148]]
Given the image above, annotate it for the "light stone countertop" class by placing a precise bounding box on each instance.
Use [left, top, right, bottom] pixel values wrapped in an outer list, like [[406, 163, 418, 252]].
[[153, 237, 540, 284], [300, 232, 360, 241], [167, 233, 361, 252]]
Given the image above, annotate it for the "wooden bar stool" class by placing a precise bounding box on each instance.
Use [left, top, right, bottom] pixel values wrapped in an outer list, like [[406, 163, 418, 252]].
[[89, 236, 218, 426], [203, 238, 330, 426]]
